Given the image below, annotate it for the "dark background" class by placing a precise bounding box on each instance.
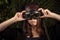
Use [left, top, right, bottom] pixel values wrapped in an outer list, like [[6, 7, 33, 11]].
[[0, 0, 60, 40]]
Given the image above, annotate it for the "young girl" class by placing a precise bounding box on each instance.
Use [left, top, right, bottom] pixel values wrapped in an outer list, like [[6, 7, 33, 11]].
[[0, 3, 60, 40]]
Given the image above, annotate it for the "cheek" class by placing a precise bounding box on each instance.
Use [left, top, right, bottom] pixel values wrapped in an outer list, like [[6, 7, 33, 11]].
[[28, 20, 37, 25]]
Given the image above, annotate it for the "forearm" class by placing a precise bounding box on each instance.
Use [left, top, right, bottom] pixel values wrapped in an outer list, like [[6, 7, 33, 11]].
[[52, 13, 60, 21], [0, 17, 17, 31]]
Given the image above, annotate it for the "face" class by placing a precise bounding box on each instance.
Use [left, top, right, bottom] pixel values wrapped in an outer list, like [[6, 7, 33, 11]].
[[27, 19, 38, 26]]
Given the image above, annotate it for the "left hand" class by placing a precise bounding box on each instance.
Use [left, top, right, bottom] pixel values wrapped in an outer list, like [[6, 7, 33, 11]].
[[38, 8, 56, 18]]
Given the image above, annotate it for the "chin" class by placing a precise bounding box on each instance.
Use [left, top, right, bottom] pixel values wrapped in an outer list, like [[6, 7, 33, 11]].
[[31, 23, 37, 26]]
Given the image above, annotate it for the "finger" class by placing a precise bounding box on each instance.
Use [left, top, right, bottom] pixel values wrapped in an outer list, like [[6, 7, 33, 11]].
[[21, 10, 26, 16], [41, 9, 47, 15], [44, 9, 49, 15], [23, 18, 26, 20], [45, 9, 52, 14], [16, 13, 21, 18], [38, 8, 46, 15], [38, 8, 43, 11], [21, 10, 26, 14], [40, 16, 45, 18], [40, 15, 49, 18]]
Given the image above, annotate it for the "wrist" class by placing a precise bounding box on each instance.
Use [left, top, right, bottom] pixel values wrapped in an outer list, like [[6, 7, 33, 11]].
[[52, 13, 60, 20], [10, 17, 18, 23], [11, 17, 23, 22], [50, 13, 57, 18]]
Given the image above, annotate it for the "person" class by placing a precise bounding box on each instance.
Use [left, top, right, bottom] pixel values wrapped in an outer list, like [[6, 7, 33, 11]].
[[0, 4, 60, 40], [0, 8, 60, 31]]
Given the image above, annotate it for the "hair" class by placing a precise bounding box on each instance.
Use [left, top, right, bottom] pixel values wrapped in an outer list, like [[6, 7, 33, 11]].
[[22, 3, 44, 38], [25, 3, 39, 10], [22, 18, 44, 38]]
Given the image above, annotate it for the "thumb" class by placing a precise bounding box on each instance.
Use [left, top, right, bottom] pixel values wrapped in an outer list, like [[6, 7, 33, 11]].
[[40, 16, 45, 18]]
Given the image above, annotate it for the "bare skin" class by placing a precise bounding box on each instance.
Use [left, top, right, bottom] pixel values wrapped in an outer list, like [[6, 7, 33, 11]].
[[0, 11, 26, 32], [27, 19, 40, 38], [38, 8, 60, 21], [0, 8, 60, 38]]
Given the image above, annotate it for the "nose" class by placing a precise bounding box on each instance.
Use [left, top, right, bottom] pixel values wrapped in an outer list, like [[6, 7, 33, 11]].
[[30, 19, 37, 22], [30, 19, 35, 21], [31, 19, 34, 20]]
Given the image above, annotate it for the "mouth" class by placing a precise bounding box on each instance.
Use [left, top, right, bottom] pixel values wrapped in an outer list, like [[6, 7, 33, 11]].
[[30, 22, 37, 26]]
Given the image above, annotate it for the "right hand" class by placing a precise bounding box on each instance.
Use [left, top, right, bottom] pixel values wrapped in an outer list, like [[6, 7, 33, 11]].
[[13, 10, 26, 22], [38, 8, 56, 18]]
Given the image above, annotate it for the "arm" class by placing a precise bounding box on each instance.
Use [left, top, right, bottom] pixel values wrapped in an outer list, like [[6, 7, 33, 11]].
[[38, 8, 60, 21], [51, 13, 60, 21], [0, 17, 17, 32], [0, 11, 26, 32]]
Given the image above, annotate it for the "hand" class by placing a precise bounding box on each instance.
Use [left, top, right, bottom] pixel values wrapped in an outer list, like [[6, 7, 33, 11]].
[[38, 8, 56, 18], [13, 10, 26, 22]]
